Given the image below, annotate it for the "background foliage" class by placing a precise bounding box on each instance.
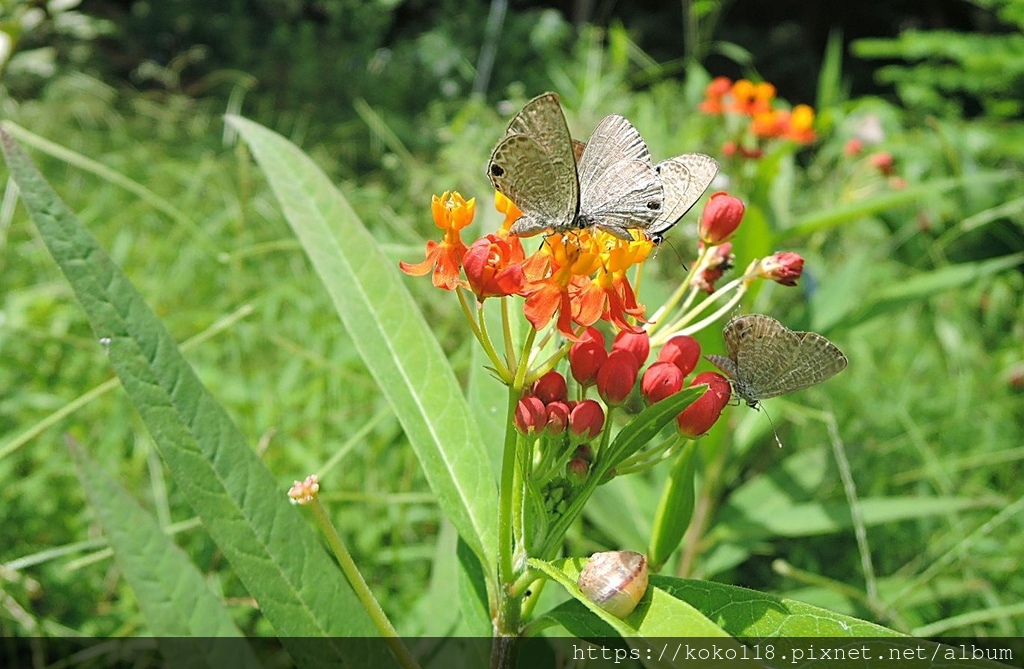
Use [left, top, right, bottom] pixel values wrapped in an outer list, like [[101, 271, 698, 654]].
[[2, 0, 1023, 644]]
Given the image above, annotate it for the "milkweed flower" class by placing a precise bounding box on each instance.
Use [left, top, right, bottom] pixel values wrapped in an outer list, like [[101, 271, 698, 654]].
[[399, 191, 475, 290], [692, 242, 734, 293], [569, 399, 605, 440], [699, 192, 745, 244], [515, 396, 548, 435], [758, 252, 804, 286], [641, 361, 684, 404], [699, 76, 733, 114], [463, 234, 527, 301], [657, 335, 701, 377], [533, 370, 568, 404], [676, 372, 732, 438], [596, 349, 640, 406], [569, 327, 607, 386]]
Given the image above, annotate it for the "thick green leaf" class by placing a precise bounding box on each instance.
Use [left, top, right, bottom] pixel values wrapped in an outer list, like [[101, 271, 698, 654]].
[[68, 439, 261, 668], [653, 576, 901, 636], [606, 387, 704, 467], [648, 441, 698, 571], [226, 115, 497, 571], [533, 558, 753, 669], [1, 128, 391, 664]]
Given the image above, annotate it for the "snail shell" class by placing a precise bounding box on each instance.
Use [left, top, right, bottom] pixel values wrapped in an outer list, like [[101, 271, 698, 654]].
[[577, 550, 648, 618]]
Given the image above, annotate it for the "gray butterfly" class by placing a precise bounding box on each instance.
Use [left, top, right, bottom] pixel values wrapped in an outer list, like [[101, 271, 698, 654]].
[[647, 153, 719, 244], [487, 92, 664, 240], [705, 314, 848, 408]]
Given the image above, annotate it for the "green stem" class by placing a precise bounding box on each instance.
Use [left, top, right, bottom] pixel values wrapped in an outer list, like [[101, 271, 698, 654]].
[[495, 327, 536, 637], [459, 289, 513, 383], [307, 497, 421, 669]]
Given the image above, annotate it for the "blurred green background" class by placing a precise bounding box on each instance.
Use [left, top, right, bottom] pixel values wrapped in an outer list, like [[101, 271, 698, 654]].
[[2, 0, 1022, 639]]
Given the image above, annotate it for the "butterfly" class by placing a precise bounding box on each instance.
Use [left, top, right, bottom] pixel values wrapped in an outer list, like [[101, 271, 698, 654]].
[[487, 92, 665, 240], [705, 314, 848, 409], [647, 152, 719, 245]]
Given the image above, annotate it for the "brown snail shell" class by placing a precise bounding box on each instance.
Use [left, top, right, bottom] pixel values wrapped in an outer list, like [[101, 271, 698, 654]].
[[577, 550, 648, 618]]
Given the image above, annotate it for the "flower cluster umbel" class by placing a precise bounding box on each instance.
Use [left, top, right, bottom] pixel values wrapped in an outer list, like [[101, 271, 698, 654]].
[[700, 77, 816, 159], [400, 187, 804, 485]]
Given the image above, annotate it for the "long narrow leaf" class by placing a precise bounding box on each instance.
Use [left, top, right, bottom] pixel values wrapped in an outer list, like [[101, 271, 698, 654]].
[[226, 115, 498, 571], [1, 128, 392, 665], [68, 438, 261, 668]]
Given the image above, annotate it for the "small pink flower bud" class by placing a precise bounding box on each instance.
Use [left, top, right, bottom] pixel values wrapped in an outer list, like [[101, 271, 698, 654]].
[[566, 457, 589, 486], [676, 372, 732, 438], [545, 401, 571, 435], [533, 370, 568, 404], [596, 349, 640, 406], [844, 138, 863, 157], [288, 474, 320, 505], [758, 252, 804, 286], [699, 192, 745, 244], [569, 399, 605, 441], [515, 396, 547, 435], [870, 151, 895, 176], [569, 327, 608, 387], [641, 361, 684, 404], [657, 335, 702, 376], [612, 330, 651, 367]]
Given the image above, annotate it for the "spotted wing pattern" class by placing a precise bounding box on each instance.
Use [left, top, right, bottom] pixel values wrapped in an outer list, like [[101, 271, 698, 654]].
[[706, 314, 847, 407], [487, 93, 579, 236], [647, 153, 719, 243]]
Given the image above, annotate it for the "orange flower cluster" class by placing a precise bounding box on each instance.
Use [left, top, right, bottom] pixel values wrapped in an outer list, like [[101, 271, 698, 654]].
[[700, 76, 817, 158], [401, 191, 654, 340]]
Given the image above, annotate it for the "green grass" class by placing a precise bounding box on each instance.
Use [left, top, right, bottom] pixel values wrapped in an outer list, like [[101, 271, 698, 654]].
[[2, 52, 1023, 645]]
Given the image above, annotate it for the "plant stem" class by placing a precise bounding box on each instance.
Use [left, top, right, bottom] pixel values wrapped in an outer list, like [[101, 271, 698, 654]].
[[307, 497, 420, 669]]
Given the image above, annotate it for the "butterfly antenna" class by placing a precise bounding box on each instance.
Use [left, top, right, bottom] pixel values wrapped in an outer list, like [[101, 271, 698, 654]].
[[760, 403, 784, 448], [658, 236, 689, 272]]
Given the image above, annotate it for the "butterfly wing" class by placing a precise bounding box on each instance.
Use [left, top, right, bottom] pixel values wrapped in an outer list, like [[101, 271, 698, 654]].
[[488, 93, 579, 236], [577, 114, 663, 240], [647, 153, 719, 243], [727, 314, 847, 400], [756, 329, 848, 398]]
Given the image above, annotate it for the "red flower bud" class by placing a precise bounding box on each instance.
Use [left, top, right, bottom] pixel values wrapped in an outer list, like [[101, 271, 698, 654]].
[[641, 361, 684, 404], [569, 327, 607, 387], [657, 335, 701, 376], [574, 443, 593, 462], [869, 151, 895, 176], [676, 372, 732, 438], [699, 192, 745, 244], [596, 349, 640, 406], [566, 457, 589, 486], [844, 138, 863, 157], [533, 370, 568, 404], [612, 330, 651, 367], [569, 399, 605, 441], [758, 252, 804, 286], [545, 401, 571, 435], [514, 396, 547, 435]]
